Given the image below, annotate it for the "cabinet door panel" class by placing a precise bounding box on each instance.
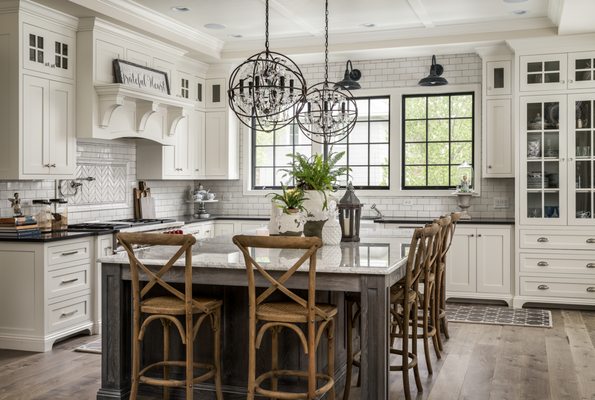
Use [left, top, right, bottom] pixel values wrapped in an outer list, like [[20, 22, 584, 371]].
[[568, 51, 595, 90], [204, 111, 227, 177], [189, 110, 205, 178], [49, 81, 75, 175], [520, 54, 567, 92], [95, 40, 124, 83], [446, 227, 476, 293], [22, 75, 49, 175], [476, 228, 510, 294], [486, 60, 511, 96], [484, 99, 513, 177]]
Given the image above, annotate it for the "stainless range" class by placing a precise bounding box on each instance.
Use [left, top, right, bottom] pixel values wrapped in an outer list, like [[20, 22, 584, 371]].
[[68, 218, 184, 253]]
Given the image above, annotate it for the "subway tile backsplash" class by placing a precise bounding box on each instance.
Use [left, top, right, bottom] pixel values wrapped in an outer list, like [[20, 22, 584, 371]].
[[1, 52, 514, 222]]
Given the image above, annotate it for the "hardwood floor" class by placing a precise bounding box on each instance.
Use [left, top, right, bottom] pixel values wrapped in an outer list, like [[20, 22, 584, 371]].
[[0, 309, 594, 399]]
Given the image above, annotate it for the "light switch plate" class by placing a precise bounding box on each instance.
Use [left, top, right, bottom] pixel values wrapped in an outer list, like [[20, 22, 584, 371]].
[[403, 199, 414, 206], [493, 197, 509, 209]]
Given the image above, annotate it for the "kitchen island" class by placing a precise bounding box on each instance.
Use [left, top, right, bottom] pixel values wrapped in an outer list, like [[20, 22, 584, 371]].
[[97, 231, 411, 400]]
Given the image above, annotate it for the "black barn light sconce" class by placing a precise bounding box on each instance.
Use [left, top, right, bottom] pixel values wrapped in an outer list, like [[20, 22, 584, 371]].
[[334, 60, 362, 90], [418, 55, 448, 86]]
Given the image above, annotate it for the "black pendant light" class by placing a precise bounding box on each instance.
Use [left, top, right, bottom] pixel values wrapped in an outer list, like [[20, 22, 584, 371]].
[[418, 55, 448, 86], [334, 60, 361, 90], [227, 0, 307, 132], [297, 0, 358, 153]]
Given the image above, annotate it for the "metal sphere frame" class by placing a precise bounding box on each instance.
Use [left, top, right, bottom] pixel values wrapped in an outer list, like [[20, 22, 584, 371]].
[[297, 0, 358, 146], [227, 0, 307, 132], [228, 49, 307, 132], [297, 81, 357, 145]]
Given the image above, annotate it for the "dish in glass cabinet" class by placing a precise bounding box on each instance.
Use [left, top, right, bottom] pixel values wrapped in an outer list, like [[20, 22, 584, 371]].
[[545, 104, 559, 129]]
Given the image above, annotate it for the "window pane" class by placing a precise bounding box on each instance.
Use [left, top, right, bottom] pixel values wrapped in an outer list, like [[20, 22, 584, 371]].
[[274, 169, 292, 186], [405, 143, 426, 164], [255, 130, 274, 145], [370, 166, 389, 186], [275, 146, 294, 168], [370, 122, 389, 142], [356, 99, 369, 120], [405, 120, 426, 142], [451, 95, 473, 118], [405, 97, 426, 119], [349, 144, 369, 165], [405, 166, 426, 186], [428, 119, 449, 142], [428, 142, 449, 165], [450, 142, 472, 164], [370, 98, 389, 120], [275, 127, 293, 145], [350, 123, 369, 143], [255, 147, 274, 166], [295, 131, 311, 145], [451, 119, 472, 141], [370, 144, 389, 165], [428, 96, 449, 118], [428, 166, 449, 186], [254, 168, 273, 187], [331, 145, 347, 164], [295, 145, 311, 158], [350, 167, 368, 186]]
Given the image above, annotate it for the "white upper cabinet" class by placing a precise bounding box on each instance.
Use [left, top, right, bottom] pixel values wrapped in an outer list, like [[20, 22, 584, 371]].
[[520, 54, 567, 92], [483, 98, 513, 177], [568, 52, 595, 90], [486, 60, 511, 96], [23, 23, 75, 80], [206, 78, 226, 109]]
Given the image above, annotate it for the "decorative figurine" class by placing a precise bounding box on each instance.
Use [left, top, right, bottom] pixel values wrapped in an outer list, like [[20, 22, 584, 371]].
[[8, 192, 22, 217]]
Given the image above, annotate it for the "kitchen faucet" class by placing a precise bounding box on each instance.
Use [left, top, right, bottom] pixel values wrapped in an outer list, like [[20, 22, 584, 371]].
[[370, 203, 384, 219]]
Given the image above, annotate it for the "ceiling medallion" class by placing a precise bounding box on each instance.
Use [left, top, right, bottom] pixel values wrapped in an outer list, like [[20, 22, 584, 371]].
[[227, 0, 307, 132], [297, 0, 358, 147]]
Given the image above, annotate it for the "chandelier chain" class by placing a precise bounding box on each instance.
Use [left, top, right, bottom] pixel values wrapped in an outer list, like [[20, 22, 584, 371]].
[[265, 0, 270, 52], [324, 0, 329, 83]]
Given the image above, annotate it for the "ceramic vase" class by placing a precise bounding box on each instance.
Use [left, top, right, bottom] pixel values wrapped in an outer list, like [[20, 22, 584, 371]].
[[268, 201, 281, 235], [322, 203, 342, 245], [277, 210, 304, 236]]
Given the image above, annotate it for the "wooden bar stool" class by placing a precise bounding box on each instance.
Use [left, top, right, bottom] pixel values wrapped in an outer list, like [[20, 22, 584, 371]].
[[436, 212, 462, 345], [117, 233, 223, 400], [233, 235, 336, 400], [389, 223, 440, 400]]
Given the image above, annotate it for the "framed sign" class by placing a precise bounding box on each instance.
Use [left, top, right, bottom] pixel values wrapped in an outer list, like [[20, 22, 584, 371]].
[[113, 59, 170, 95]]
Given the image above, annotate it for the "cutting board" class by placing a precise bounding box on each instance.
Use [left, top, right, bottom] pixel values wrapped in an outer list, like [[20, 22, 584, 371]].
[[139, 196, 156, 219]]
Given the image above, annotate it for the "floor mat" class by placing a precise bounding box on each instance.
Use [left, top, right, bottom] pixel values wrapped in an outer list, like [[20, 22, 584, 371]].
[[446, 304, 552, 328], [74, 337, 102, 354]]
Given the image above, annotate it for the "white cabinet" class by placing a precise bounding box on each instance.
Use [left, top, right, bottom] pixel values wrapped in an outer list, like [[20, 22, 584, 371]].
[[22, 75, 75, 177], [93, 234, 113, 334], [567, 52, 595, 90], [204, 110, 239, 179], [486, 60, 511, 96], [520, 54, 567, 92], [483, 98, 513, 177], [214, 222, 235, 237], [0, 238, 94, 352], [190, 109, 206, 177], [206, 78, 226, 109], [23, 22, 75, 80], [446, 225, 512, 303]]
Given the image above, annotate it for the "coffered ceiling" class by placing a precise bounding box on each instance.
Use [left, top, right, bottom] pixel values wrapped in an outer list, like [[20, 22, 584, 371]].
[[33, 0, 595, 63]]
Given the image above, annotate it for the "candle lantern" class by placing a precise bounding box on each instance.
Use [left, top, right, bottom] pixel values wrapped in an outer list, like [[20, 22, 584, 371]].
[[456, 161, 473, 193], [338, 182, 363, 242]]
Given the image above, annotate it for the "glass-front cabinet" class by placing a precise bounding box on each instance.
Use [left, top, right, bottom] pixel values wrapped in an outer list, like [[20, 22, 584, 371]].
[[568, 95, 595, 224], [520, 54, 567, 92], [520, 96, 567, 225], [568, 52, 595, 90]]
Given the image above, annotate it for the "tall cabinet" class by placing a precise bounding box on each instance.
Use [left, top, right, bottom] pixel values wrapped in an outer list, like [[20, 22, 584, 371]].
[[511, 36, 595, 307]]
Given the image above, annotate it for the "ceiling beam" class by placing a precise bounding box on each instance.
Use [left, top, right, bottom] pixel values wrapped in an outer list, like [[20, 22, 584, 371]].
[[259, 0, 321, 37], [407, 0, 434, 28], [556, 0, 595, 35]]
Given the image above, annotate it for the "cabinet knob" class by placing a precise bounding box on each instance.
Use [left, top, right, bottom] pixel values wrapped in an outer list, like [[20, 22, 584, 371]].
[[477, 234, 482, 237], [537, 284, 549, 290], [587, 263, 595, 268], [51, 64, 55, 68], [561, 80, 565, 84], [537, 237, 549, 243], [195, 169, 199, 171], [587, 238, 595, 244], [488, 165, 492, 169], [569, 158, 573, 162], [537, 261, 549, 267], [569, 79, 574, 83], [587, 287, 595, 293], [45, 62, 50, 66], [560, 158, 565, 162], [469, 234, 474, 237], [44, 163, 50, 168]]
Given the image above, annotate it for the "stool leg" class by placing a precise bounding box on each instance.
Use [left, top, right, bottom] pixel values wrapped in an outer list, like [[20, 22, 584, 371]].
[[247, 315, 256, 400], [162, 319, 171, 400], [411, 296, 422, 393], [401, 299, 411, 400], [422, 288, 433, 375], [271, 326, 280, 400], [429, 283, 441, 360], [186, 313, 194, 400], [328, 319, 335, 400], [440, 271, 450, 339], [343, 300, 353, 400], [212, 309, 223, 400], [434, 270, 444, 352], [130, 316, 140, 400]]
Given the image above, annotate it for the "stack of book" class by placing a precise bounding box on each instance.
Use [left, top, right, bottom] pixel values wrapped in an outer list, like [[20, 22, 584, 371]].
[[0, 216, 41, 238]]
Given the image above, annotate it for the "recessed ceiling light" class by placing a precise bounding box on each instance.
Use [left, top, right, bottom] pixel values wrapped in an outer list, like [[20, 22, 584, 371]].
[[230, 34, 243, 38], [170, 6, 190, 13], [361, 23, 376, 28], [512, 9, 527, 15], [503, 0, 527, 3], [204, 23, 226, 30]]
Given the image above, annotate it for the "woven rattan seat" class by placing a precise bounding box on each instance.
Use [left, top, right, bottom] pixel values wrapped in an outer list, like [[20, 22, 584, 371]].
[[141, 296, 223, 316], [118, 232, 223, 400], [257, 302, 338, 323], [233, 235, 336, 400], [390, 287, 417, 303]]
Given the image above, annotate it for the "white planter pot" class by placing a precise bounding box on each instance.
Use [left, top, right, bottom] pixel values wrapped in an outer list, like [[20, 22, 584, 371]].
[[303, 190, 329, 221], [277, 211, 304, 236]]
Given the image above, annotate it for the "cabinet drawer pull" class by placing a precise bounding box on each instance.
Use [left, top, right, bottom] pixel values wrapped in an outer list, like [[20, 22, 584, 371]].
[[587, 263, 595, 269], [60, 310, 78, 318], [44, 163, 51, 168], [61, 250, 78, 256], [50, 163, 56, 168], [587, 287, 595, 293], [470, 234, 474, 237], [537, 237, 549, 243], [587, 238, 595, 244], [60, 278, 78, 285], [537, 284, 549, 290], [537, 261, 549, 267]]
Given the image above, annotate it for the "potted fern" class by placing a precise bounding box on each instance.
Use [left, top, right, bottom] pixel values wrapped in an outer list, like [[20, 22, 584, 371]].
[[281, 151, 349, 237], [268, 185, 307, 236]]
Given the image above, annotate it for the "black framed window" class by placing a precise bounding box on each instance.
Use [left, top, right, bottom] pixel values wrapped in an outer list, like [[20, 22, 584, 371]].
[[402, 92, 474, 189], [252, 119, 312, 189], [333, 96, 390, 189]]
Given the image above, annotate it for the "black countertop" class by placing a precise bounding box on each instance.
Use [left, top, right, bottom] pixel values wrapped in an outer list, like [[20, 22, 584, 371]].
[[375, 217, 514, 225], [0, 230, 112, 243]]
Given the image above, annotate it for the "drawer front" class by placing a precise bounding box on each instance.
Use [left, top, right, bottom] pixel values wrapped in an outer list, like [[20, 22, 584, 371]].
[[47, 240, 91, 268], [48, 294, 91, 333], [520, 277, 595, 299], [520, 230, 595, 250], [48, 264, 90, 299], [520, 253, 595, 275]]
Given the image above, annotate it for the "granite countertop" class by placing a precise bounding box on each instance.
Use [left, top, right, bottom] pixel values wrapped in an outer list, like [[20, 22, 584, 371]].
[[175, 215, 380, 224], [0, 230, 110, 242], [375, 216, 514, 225], [99, 231, 412, 276]]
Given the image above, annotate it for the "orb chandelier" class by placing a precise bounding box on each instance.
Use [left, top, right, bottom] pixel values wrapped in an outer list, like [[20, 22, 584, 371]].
[[297, 0, 358, 147], [227, 0, 307, 132]]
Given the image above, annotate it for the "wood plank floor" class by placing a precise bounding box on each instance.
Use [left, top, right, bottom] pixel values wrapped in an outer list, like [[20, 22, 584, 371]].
[[0, 308, 594, 400]]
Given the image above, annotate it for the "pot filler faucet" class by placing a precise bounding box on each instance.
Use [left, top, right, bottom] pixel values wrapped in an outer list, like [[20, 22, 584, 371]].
[[370, 203, 384, 219]]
